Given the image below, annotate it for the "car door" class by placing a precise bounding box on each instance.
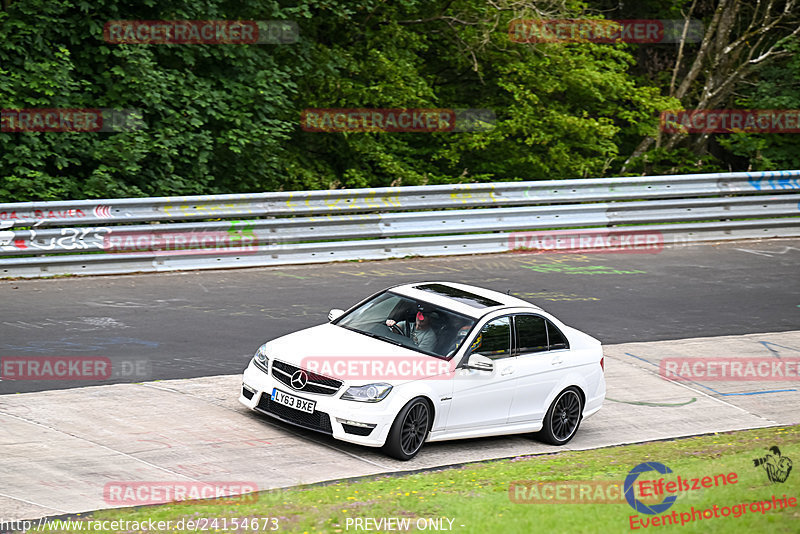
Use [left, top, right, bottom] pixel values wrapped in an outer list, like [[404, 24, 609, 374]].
[[444, 316, 517, 431], [507, 314, 570, 425]]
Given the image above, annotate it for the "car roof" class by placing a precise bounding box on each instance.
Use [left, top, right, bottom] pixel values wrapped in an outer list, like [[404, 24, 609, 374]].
[[390, 281, 542, 318]]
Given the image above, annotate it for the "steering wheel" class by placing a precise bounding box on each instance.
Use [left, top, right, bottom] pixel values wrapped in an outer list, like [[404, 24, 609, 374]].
[[387, 321, 405, 336]]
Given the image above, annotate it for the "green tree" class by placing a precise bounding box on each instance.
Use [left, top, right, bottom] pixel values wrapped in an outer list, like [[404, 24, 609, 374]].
[[1, 0, 300, 201], [717, 40, 800, 170], [1, 0, 679, 202]]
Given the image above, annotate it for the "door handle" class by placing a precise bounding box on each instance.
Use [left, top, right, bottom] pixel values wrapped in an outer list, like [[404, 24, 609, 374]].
[[501, 366, 514, 376], [551, 357, 563, 366]]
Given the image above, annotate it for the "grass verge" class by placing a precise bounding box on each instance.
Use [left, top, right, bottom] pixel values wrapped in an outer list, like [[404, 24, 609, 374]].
[[24, 425, 800, 533]]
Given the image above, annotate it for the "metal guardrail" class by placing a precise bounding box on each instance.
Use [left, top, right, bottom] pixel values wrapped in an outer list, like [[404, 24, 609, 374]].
[[1, 170, 799, 277], [2, 169, 799, 226]]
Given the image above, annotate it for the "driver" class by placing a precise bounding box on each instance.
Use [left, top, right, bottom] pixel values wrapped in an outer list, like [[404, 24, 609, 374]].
[[385, 307, 438, 352]]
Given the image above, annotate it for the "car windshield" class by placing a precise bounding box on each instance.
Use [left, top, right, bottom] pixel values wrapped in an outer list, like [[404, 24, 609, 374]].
[[335, 291, 477, 359]]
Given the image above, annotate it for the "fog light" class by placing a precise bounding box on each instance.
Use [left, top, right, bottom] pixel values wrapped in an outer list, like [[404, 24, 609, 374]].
[[336, 418, 376, 429]]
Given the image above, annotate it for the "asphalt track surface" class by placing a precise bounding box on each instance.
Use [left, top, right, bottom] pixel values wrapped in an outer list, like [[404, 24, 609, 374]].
[[1, 239, 799, 522], [1, 239, 799, 394]]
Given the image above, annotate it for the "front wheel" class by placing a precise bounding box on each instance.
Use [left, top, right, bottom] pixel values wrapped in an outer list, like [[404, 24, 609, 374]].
[[539, 387, 583, 445], [382, 398, 431, 460]]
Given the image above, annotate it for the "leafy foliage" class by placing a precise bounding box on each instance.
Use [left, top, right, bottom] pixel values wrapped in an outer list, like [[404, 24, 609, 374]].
[[0, 0, 767, 202], [717, 40, 800, 171]]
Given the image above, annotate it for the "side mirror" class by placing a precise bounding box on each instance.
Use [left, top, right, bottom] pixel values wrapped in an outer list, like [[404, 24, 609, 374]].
[[462, 353, 494, 372], [328, 308, 345, 322]]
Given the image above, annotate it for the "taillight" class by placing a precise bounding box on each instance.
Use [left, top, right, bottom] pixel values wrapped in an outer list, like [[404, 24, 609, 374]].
[[600, 356, 604, 372]]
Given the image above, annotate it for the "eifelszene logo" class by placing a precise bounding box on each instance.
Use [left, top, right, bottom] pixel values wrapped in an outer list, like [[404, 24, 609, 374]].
[[753, 446, 793, 483], [624, 462, 678, 515]]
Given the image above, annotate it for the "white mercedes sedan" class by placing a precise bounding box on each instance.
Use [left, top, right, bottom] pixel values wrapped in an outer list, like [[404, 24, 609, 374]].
[[239, 282, 605, 460]]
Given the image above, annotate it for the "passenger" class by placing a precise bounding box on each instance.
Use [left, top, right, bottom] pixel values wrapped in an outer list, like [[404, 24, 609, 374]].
[[445, 325, 472, 358]]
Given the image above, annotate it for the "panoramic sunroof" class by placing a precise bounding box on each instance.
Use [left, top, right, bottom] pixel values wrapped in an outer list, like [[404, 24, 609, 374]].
[[414, 283, 502, 308]]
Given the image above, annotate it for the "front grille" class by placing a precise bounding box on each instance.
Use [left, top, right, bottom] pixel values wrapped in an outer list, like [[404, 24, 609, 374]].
[[341, 424, 374, 436], [271, 359, 342, 396], [256, 394, 332, 434]]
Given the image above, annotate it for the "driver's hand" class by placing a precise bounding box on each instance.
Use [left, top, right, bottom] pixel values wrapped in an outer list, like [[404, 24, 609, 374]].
[[386, 319, 396, 327]]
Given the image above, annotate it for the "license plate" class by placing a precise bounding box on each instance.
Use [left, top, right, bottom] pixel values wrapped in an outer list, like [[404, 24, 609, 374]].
[[271, 388, 316, 414]]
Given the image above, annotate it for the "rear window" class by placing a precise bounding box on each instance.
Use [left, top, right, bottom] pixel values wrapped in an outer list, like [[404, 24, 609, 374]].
[[414, 283, 501, 309]]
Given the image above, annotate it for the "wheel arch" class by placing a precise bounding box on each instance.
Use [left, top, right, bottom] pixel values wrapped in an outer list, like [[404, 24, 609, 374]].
[[546, 370, 590, 413], [566, 384, 586, 408], [381, 394, 437, 447], [407, 394, 437, 433], [546, 384, 586, 417]]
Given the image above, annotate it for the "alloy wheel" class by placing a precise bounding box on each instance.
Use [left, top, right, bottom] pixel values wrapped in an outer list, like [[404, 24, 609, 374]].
[[400, 402, 429, 455]]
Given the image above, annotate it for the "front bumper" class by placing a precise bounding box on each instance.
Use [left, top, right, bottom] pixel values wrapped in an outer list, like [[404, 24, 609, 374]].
[[239, 361, 398, 448]]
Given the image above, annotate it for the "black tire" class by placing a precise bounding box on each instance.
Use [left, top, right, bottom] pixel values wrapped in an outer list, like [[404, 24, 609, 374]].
[[539, 387, 583, 445], [382, 398, 431, 460]]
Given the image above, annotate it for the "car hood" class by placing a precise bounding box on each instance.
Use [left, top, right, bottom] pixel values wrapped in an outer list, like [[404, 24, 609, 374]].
[[265, 323, 453, 383]]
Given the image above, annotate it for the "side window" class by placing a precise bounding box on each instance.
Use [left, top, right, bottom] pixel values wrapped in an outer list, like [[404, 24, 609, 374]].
[[470, 317, 511, 360], [516, 315, 548, 354], [547, 320, 569, 350]]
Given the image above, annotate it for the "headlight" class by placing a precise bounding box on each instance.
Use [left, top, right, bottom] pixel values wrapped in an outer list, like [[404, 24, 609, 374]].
[[341, 383, 393, 403], [253, 344, 269, 371]]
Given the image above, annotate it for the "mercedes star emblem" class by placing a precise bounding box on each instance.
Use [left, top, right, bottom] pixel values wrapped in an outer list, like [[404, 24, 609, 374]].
[[291, 370, 308, 389]]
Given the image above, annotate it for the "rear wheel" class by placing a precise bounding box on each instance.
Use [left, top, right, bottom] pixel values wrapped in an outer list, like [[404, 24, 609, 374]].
[[382, 398, 430, 460], [539, 387, 583, 445]]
